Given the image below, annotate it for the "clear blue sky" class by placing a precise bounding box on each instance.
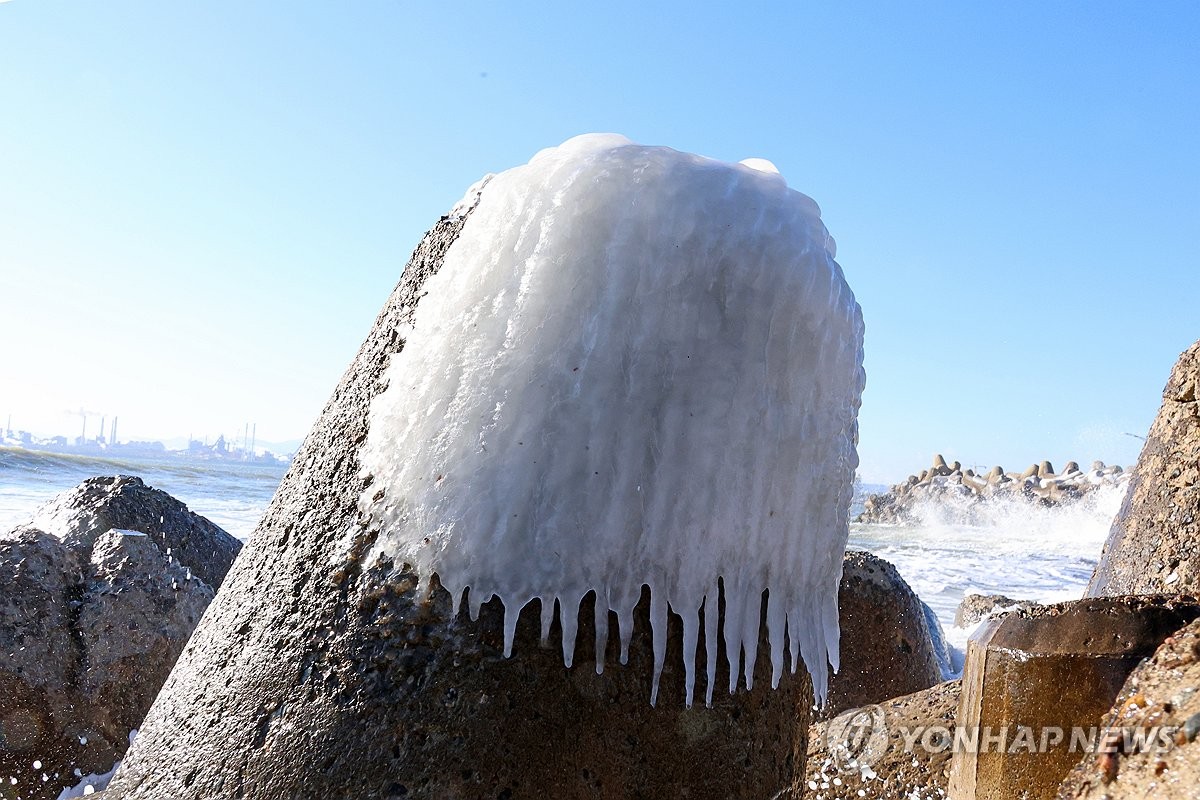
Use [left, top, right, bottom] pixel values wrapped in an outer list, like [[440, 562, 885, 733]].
[[1, 1, 1196, 481]]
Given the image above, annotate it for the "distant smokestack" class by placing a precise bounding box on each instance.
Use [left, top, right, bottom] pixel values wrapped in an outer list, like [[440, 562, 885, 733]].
[[100, 416, 106, 444], [251, 423, 256, 456], [111, 417, 118, 445], [80, 413, 87, 444]]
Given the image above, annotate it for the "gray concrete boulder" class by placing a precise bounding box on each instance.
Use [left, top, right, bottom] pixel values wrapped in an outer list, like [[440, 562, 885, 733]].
[[1088, 340, 1200, 597], [955, 593, 1039, 628], [948, 595, 1200, 800], [806, 679, 961, 798], [1057, 616, 1200, 797], [1, 478, 237, 800], [856, 455, 1125, 525], [27, 475, 240, 589], [824, 551, 942, 718], [104, 189, 824, 799], [76, 531, 214, 737]]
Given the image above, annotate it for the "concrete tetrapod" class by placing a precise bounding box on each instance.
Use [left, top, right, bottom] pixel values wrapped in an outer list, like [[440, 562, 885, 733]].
[[947, 596, 1200, 800], [104, 137, 865, 799]]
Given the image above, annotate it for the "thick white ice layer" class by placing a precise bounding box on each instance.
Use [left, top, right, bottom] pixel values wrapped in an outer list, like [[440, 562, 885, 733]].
[[359, 133, 864, 706]]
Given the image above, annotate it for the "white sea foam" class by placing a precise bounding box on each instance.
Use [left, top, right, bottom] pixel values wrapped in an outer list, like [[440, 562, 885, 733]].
[[851, 480, 1129, 657], [358, 134, 864, 707]]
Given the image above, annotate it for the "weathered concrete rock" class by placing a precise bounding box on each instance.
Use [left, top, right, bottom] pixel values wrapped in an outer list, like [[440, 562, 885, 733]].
[[1, 478, 235, 800], [0, 530, 78, 796], [954, 593, 1038, 629], [1088, 340, 1200, 597], [857, 491, 899, 523], [27, 475, 241, 589], [806, 679, 961, 798], [76, 531, 214, 737], [947, 595, 1200, 800], [824, 551, 941, 718], [856, 455, 1125, 525], [1057, 617, 1200, 797], [105, 192, 819, 799]]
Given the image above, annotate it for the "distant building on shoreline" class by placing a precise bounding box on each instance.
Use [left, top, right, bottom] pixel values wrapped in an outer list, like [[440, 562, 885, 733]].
[[1, 423, 293, 466]]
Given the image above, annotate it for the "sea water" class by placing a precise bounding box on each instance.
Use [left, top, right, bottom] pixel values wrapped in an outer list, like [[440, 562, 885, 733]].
[[849, 481, 1126, 653], [0, 446, 287, 540], [1, 446, 1123, 660]]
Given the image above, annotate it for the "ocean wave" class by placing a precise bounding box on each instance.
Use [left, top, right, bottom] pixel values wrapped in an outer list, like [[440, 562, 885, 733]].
[[850, 481, 1128, 655], [0, 446, 287, 540]]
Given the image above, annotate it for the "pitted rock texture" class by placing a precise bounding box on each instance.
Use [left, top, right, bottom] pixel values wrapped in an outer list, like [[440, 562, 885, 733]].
[[823, 551, 941, 718], [104, 198, 814, 800], [2, 477, 234, 800], [955, 593, 1039, 628], [1089, 340, 1200, 596], [949, 595, 1200, 800], [1057, 617, 1200, 798], [806, 679, 961, 799], [27, 474, 241, 589]]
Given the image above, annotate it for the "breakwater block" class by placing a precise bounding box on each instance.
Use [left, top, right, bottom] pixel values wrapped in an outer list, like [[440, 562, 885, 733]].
[[823, 551, 941, 718], [948, 596, 1200, 800], [103, 135, 864, 799]]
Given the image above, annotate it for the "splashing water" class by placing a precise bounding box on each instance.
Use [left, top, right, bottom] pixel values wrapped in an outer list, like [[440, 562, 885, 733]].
[[359, 134, 864, 707], [851, 480, 1129, 653]]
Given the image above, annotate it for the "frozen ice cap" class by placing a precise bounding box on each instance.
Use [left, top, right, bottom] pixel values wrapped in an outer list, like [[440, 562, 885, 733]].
[[359, 133, 864, 707], [738, 157, 783, 177]]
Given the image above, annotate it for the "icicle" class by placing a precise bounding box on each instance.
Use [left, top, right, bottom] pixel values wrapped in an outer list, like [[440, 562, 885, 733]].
[[703, 585, 719, 707], [767, 591, 787, 689], [358, 134, 863, 706], [741, 587, 762, 691], [539, 597, 556, 646], [681, 597, 700, 708], [593, 591, 608, 675], [723, 580, 744, 695], [560, 592, 580, 668], [823, 591, 842, 675], [468, 588, 485, 623], [787, 609, 801, 677], [648, 587, 669, 706], [616, 600, 636, 667], [502, 596, 524, 658]]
